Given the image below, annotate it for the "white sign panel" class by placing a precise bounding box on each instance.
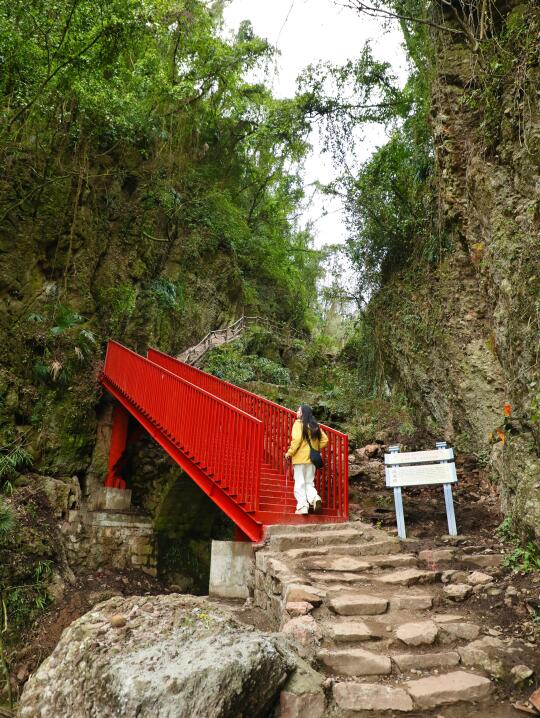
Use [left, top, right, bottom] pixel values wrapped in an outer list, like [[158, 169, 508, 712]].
[[385, 462, 457, 488], [385, 448, 454, 465]]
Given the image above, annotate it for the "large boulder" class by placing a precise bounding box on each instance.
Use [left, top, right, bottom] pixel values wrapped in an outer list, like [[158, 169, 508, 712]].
[[18, 594, 295, 718]]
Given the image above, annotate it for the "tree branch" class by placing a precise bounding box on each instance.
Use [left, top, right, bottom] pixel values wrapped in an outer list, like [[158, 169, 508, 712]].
[[338, 0, 467, 36]]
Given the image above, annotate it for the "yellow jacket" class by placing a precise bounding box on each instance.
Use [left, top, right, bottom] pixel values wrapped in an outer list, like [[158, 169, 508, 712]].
[[286, 419, 329, 464]]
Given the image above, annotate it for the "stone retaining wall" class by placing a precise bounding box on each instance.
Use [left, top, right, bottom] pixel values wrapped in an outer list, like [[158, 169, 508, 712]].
[[254, 552, 301, 628], [60, 506, 157, 576]]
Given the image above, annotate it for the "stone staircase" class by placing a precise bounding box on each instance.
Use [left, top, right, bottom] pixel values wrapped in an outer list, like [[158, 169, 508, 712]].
[[254, 521, 534, 716]]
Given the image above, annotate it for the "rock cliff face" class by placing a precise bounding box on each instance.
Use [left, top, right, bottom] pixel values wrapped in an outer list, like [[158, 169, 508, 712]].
[[370, 0, 540, 539]]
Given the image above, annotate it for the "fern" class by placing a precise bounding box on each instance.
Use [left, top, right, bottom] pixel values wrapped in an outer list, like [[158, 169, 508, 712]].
[[0, 446, 32, 481]]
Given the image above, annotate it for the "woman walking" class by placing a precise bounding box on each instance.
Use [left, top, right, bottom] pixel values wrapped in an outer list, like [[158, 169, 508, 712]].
[[285, 405, 328, 515]]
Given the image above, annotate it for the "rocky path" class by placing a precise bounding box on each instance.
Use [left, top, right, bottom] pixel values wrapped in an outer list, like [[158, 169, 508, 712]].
[[254, 522, 538, 717]]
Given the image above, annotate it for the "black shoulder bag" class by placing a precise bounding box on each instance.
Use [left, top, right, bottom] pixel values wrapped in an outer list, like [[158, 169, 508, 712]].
[[306, 433, 324, 470]]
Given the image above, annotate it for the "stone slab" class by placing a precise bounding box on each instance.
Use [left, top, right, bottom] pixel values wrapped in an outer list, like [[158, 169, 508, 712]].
[[270, 529, 362, 552], [443, 583, 472, 601], [308, 571, 365, 584], [462, 554, 503, 568], [333, 682, 413, 711], [369, 554, 418, 568], [318, 648, 392, 676], [419, 548, 456, 563], [285, 584, 326, 605], [329, 621, 385, 643], [405, 670, 492, 708], [467, 571, 493, 586], [286, 601, 313, 617], [329, 593, 388, 616], [393, 651, 460, 671], [304, 556, 372, 572], [391, 593, 433, 610], [376, 568, 439, 586], [395, 620, 438, 646], [458, 636, 508, 676], [439, 622, 480, 642]]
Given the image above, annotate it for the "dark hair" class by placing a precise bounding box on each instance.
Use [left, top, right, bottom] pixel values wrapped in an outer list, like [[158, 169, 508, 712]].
[[300, 404, 321, 441]]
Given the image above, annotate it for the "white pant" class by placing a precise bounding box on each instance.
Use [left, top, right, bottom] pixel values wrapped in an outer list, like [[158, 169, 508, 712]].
[[293, 463, 320, 510]]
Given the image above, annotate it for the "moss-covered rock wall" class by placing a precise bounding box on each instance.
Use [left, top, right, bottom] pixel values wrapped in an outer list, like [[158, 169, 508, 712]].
[[367, 0, 540, 540]]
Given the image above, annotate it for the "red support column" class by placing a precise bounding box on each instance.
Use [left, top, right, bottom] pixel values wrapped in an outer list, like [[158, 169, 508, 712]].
[[104, 404, 130, 489]]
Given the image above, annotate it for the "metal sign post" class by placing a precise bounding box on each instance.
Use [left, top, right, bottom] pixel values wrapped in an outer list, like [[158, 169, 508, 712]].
[[385, 442, 458, 540]]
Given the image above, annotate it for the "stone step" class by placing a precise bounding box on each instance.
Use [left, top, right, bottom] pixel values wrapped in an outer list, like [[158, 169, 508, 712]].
[[268, 528, 365, 552], [265, 522, 363, 537], [395, 619, 439, 647], [322, 613, 481, 651], [284, 583, 326, 605], [332, 671, 493, 712], [404, 670, 493, 708], [418, 548, 457, 563], [369, 553, 418, 568], [329, 592, 389, 616], [302, 554, 418, 572], [318, 647, 392, 676], [282, 539, 400, 560], [437, 621, 481, 643], [308, 570, 368, 584], [443, 583, 473, 601], [392, 650, 460, 671], [302, 556, 372, 572], [374, 568, 441, 587], [391, 593, 434, 610], [333, 682, 413, 712], [325, 620, 387, 643]]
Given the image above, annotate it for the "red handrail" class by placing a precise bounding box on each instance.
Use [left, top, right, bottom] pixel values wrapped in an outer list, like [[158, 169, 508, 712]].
[[147, 348, 349, 518], [102, 342, 264, 511]]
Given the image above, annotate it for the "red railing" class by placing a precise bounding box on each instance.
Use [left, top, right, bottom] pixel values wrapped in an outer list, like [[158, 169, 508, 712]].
[[147, 348, 349, 518], [102, 342, 264, 511]]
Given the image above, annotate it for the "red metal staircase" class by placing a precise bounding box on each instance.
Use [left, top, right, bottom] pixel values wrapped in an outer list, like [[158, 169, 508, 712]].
[[100, 341, 348, 542]]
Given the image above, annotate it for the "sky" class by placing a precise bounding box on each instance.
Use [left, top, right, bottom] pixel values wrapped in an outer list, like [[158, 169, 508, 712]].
[[222, 0, 408, 250]]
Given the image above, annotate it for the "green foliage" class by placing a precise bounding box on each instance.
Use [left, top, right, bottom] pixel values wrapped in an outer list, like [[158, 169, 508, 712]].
[[297, 43, 409, 162], [344, 113, 441, 292], [462, 4, 539, 153], [296, 0, 448, 298], [504, 543, 540, 573], [100, 285, 138, 335], [530, 386, 540, 425], [150, 278, 184, 311], [497, 517, 540, 573], [0, 0, 322, 364], [339, 314, 386, 398], [203, 342, 291, 386], [0, 446, 32, 486], [49, 307, 84, 337]]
